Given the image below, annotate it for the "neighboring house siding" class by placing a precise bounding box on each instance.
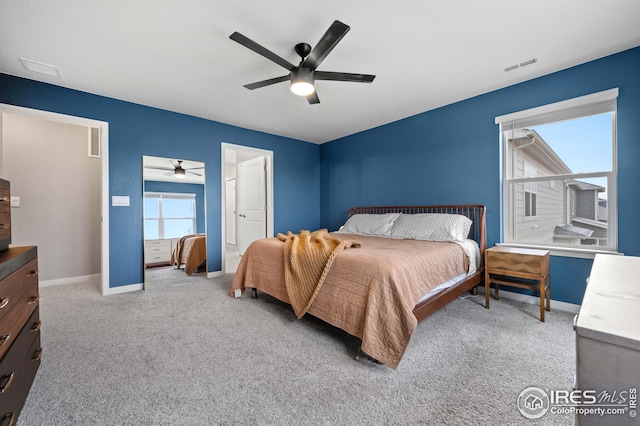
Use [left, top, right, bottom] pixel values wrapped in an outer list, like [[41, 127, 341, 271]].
[[515, 180, 565, 243], [512, 139, 565, 243], [574, 190, 596, 220]]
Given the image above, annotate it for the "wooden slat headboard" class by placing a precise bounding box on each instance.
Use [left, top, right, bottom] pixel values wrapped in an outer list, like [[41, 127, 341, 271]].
[[348, 205, 487, 269]]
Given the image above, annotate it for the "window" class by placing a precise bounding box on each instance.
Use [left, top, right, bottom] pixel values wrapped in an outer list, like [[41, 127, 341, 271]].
[[496, 88, 618, 252], [144, 192, 196, 240]]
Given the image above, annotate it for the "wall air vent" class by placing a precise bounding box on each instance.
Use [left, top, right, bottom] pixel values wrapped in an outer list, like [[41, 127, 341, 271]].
[[19, 58, 62, 78], [502, 57, 538, 73], [88, 127, 101, 158]]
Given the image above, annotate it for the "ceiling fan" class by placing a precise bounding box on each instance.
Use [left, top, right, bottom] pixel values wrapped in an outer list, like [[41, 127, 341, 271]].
[[144, 160, 203, 179], [229, 20, 375, 104]]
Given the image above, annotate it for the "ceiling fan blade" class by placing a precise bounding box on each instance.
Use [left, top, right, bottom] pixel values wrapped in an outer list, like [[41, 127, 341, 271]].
[[185, 166, 205, 171], [302, 20, 350, 70], [244, 75, 290, 90], [144, 165, 174, 171], [307, 91, 320, 104], [187, 171, 203, 177], [315, 71, 376, 83], [230, 32, 296, 71]]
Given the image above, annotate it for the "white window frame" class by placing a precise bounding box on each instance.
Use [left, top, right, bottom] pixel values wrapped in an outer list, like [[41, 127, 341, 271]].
[[496, 88, 619, 258], [144, 192, 196, 240]]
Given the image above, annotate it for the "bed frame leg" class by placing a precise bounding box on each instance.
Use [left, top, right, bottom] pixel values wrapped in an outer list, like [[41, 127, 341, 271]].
[[471, 286, 478, 296], [354, 347, 362, 361], [354, 347, 382, 365], [251, 288, 257, 299]]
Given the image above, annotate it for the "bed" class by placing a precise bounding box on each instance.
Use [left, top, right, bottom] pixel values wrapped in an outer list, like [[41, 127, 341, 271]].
[[229, 205, 486, 369], [171, 234, 206, 275]]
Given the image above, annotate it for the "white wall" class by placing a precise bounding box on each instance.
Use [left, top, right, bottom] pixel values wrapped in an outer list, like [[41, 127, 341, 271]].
[[2, 113, 101, 282]]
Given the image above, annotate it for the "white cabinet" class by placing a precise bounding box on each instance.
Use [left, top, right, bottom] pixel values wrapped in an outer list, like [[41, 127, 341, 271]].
[[144, 239, 173, 266], [575, 254, 640, 425]]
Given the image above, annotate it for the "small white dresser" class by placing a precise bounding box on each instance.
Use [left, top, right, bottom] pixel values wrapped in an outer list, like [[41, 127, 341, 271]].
[[575, 254, 640, 425], [144, 239, 178, 267]]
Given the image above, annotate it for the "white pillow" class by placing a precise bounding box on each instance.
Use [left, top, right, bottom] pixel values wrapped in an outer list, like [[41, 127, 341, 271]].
[[389, 213, 472, 242], [337, 213, 400, 237]]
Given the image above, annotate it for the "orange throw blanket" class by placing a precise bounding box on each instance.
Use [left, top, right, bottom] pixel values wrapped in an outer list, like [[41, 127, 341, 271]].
[[277, 229, 360, 318]]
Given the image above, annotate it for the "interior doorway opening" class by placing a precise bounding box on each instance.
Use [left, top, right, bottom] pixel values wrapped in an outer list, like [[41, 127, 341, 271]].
[[0, 103, 110, 294], [221, 143, 273, 274]]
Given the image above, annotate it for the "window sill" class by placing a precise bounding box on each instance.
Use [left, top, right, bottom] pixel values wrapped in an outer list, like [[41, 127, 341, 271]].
[[497, 243, 622, 259]]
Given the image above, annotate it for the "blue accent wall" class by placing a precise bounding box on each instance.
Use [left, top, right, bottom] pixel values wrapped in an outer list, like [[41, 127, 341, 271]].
[[0, 74, 320, 287], [143, 181, 206, 234], [320, 47, 640, 305], [2, 46, 638, 304]]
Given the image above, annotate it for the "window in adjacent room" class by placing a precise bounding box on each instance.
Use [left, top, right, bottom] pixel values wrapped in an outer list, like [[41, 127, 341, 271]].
[[144, 192, 196, 239], [496, 88, 618, 252]]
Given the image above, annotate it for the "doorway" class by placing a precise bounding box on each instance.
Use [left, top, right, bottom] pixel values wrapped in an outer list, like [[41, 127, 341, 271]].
[[221, 143, 273, 274], [0, 103, 110, 294]]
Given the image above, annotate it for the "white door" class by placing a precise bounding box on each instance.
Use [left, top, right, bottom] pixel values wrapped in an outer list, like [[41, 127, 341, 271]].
[[237, 156, 266, 255]]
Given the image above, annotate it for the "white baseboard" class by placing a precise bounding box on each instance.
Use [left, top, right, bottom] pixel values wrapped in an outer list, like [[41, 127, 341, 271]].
[[477, 287, 581, 314], [40, 274, 101, 288], [103, 283, 143, 295], [39, 273, 143, 295], [208, 270, 224, 278]]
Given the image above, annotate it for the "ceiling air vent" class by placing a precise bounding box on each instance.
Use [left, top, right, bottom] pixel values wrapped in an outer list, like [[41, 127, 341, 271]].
[[502, 57, 538, 73], [20, 58, 62, 78]]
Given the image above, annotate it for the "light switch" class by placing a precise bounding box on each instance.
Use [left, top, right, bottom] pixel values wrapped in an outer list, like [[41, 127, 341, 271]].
[[112, 196, 130, 206], [10, 196, 20, 207]]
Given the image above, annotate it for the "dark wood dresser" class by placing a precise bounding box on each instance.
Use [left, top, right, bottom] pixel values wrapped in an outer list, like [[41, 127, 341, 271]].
[[0, 179, 41, 424]]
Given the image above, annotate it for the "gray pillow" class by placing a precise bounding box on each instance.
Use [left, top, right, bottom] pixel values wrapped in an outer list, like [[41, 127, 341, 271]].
[[390, 213, 472, 242], [337, 213, 400, 237]]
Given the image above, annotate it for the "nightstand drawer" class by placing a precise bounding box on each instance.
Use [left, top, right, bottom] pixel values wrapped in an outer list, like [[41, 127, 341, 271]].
[[486, 246, 549, 278]]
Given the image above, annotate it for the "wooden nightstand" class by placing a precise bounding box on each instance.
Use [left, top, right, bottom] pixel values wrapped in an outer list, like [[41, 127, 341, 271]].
[[484, 246, 550, 322]]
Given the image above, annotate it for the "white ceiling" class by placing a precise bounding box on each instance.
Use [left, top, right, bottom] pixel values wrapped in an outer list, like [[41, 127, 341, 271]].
[[143, 156, 205, 185], [1, 1, 639, 144]]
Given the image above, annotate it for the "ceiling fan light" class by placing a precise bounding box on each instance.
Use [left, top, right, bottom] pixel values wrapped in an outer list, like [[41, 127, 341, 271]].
[[290, 67, 315, 96], [291, 81, 315, 96], [174, 168, 186, 178]]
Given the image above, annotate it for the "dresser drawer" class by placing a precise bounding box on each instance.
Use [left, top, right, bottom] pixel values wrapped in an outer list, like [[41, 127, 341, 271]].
[[0, 288, 38, 362], [144, 239, 170, 248], [0, 182, 9, 251], [144, 253, 170, 264], [145, 245, 171, 256], [0, 307, 41, 415], [0, 212, 8, 244], [0, 258, 38, 324], [0, 185, 9, 204]]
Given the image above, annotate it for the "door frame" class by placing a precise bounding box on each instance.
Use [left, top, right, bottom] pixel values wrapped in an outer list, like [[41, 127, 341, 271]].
[[221, 142, 273, 274], [0, 103, 110, 295]]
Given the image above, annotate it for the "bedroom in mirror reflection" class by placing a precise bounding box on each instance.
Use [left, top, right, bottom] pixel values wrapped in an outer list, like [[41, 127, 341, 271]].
[[142, 155, 206, 289]]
